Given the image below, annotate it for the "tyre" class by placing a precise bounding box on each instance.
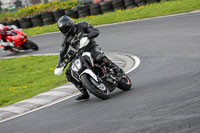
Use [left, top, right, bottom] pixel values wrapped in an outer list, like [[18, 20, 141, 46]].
[[90, 9, 102, 15], [124, 0, 134, 6], [19, 17, 32, 29], [89, 3, 101, 10], [77, 5, 90, 18], [53, 9, 65, 22], [124, 0, 137, 8], [89, 3, 102, 15], [65, 9, 79, 19], [100, 1, 113, 14], [43, 19, 55, 25], [118, 75, 132, 91], [6, 20, 20, 28], [134, 0, 147, 6], [41, 12, 55, 25], [81, 74, 110, 100], [126, 4, 137, 9], [112, 0, 125, 10], [25, 40, 39, 51], [146, 0, 160, 3], [79, 12, 90, 18], [31, 14, 43, 27]]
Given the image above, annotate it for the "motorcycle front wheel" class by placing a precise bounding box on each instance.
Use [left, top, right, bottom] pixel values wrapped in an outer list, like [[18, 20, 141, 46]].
[[25, 40, 39, 51], [81, 74, 110, 100]]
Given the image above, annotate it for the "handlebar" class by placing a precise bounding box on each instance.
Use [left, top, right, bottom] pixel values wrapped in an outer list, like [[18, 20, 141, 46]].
[[64, 48, 83, 62]]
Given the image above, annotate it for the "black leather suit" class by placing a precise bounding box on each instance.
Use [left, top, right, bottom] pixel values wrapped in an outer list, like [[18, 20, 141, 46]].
[[57, 21, 119, 88]]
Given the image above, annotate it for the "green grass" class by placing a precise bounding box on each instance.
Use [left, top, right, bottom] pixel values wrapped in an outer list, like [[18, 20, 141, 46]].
[[0, 0, 80, 22], [0, 55, 67, 107], [23, 0, 200, 36]]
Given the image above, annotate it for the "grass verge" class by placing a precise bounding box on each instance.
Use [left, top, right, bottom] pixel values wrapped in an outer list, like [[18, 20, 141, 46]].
[[23, 0, 200, 36], [0, 55, 66, 107], [0, 0, 80, 22]]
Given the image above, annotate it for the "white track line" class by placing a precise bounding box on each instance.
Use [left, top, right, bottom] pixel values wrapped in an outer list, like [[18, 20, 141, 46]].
[[125, 55, 141, 74], [0, 93, 80, 124]]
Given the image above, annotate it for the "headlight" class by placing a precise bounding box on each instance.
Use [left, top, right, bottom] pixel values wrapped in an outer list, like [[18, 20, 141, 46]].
[[72, 59, 82, 72]]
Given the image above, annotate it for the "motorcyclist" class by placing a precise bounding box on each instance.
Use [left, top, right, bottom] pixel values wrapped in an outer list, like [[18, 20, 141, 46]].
[[0, 24, 14, 51], [56, 15, 124, 100]]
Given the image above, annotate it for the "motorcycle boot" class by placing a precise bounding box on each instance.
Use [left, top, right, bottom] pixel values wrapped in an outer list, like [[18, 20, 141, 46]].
[[102, 57, 124, 77], [75, 87, 89, 100], [65, 69, 89, 100]]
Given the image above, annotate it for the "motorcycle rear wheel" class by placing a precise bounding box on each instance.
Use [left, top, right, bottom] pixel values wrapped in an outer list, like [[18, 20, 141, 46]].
[[25, 40, 39, 51], [81, 74, 110, 100], [118, 75, 132, 91]]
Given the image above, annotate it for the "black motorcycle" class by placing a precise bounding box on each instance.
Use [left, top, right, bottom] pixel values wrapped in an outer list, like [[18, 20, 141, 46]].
[[54, 37, 132, 100]]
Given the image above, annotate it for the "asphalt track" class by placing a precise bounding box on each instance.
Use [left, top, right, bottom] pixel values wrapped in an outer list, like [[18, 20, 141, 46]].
[[1, 12, 200, 133]]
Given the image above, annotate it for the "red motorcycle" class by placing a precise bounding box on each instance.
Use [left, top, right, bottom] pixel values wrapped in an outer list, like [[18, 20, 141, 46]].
[[0, 29, 39, 53]]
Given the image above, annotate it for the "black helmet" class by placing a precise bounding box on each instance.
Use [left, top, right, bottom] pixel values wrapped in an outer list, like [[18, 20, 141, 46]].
[[57, 15, 75, 35]]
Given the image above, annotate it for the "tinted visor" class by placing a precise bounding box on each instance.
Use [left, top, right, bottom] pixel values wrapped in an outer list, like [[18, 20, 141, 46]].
[[60, 25, 72, 35]]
